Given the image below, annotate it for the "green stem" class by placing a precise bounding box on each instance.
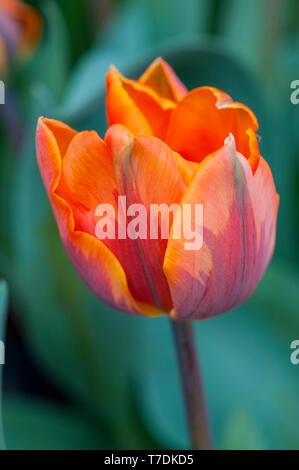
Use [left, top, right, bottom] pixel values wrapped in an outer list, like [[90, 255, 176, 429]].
[[171, 320, 213, 450]]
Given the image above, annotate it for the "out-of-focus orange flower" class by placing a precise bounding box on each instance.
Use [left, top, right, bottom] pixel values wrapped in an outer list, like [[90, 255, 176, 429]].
[[0, 0, 42, 73], [36, 58, 279, 320]]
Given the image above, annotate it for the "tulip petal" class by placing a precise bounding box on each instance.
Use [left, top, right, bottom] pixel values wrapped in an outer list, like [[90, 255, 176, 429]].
[[105, 123, 197, 187], [139, 57, 187, 102], [36, 117, 161, 316], [166, 87, 260, 171], [104, 123, 133, 159], [106, 65, 175, 139], [111, 129, 190, 311], [36, 118, 77, 194], [55, 129, 121, 241], [50, 195, 160, 317], [41, 118, 77, 159], [58, 130, 115, 212], [163, 135, 278, 320], [238, 155, 279, 302]]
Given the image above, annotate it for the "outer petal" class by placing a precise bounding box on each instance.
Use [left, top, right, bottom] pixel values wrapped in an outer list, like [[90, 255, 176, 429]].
[[58, 130, 115, 213], [163, 135, 278, 320], [238, 155, 279, 302], [55, 129, 119, 242], [166, 87, 260, 172], [106, 65, 176, 139], [36, 117, 160, 317], [139, 57, 187, 102], [107, 125, 190, 311], [36, 118, 77, 192]]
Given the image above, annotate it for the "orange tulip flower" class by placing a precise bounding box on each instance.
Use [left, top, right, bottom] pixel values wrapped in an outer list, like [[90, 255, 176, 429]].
[[36, 58, 279, 320], [0, 0, 42, 73]]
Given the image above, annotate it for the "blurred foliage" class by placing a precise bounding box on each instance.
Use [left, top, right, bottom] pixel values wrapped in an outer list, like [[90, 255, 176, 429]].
[[0, 0, 299, 450], [3, 396, 108, 450], [0, 282, 8, 450]]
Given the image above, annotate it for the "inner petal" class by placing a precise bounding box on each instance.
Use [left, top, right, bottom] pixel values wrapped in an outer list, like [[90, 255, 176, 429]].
[[166, 87, 259, 172]]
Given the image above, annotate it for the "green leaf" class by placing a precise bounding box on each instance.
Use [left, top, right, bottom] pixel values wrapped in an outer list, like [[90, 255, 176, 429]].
[[135, 316, 189, 449], [136, 261, 299, 450], [3, 397, 108, 450], [24, 1, 70, 100], [58, 2, 151, 121], [218, 0, 287, 78], [57, 47, 135, 122], [142, 0, 212, 42], [0, 281, 8, 450], [221, 408, 266, 450], [58, 0, 212, 122]]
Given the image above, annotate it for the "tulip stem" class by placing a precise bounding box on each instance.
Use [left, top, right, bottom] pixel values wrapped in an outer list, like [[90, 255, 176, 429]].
[[171, 320, 213, 450]]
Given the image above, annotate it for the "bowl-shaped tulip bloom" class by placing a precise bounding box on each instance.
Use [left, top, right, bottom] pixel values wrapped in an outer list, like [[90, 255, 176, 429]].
[[0, 0, 42, 74], [36, 58, 279, 321]]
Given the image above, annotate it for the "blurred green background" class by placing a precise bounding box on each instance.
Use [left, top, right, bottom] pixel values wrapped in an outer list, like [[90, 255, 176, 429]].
[[0, 0, 299, 450]]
